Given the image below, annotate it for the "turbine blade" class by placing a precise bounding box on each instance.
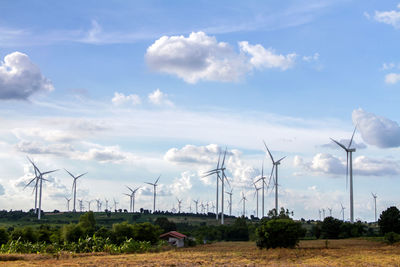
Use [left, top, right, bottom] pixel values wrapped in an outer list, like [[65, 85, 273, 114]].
[[155, 175, 161, 185], [42, 169, 58, 175], [76, 172, 88, 179], [24, 177, 37, 189], [221, 147, 227, 168], [330, 138, 348, 151], [348, 126, 357, 149], [276, 156, 286, 164], [126, 185, 134, 192], [266, 165, 275, 190], [64, 169, 76, 179], [217, 152, 221, 169], [145, 182, 155, 186], [263, 140, 274, 163], [134, 186, 141, 193]]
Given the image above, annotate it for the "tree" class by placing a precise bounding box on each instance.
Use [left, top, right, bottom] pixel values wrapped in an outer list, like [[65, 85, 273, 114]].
[[321, 217, 342, 239], [0, 228, 9, 245], [256, 218, 305, 249], [132, 222, 161, 244], [154, 217, 176, 232], [62, 224, 83, 243], [378, 206, 400, 235]]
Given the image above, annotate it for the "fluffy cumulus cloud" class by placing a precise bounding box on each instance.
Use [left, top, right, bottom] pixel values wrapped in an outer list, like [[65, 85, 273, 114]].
[[352, 108, 400, 148], [77, 145, 132, 163], [372, 4, 400, 29], [294, 153, 400, 177], [385, 73, 400, 84], [164, 144, 222, 164], [146, 32, 296, 83], [0, 183, 4, 196], [112, 92, 141, 106], [169, 171, 194, 194], [0, 52, 53, 100], [148, 89, 174, 106]]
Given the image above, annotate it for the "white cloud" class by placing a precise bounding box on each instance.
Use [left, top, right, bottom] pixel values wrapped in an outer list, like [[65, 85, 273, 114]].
[[385, 73, 400, 84], [352, 108, 400, 148], [77, 145, 135, 163], [0, 183, 4, 196], [148, 89, 174, 106], [169, 171, 194, 194], [373, 7, 400, 29], [15, 140, 75, 156], [164, 144, 221, 164], [146, 32, 296, 83], [112, 92, 141, 106], [294, 153, 400, 177], [0, 52, 53, 100], [302, 53, 319, 62], [239, 41, 296, 70], [382, 62, 397, 70]]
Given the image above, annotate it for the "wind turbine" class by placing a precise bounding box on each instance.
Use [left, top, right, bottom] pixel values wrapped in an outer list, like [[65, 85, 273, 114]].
[[126, 186, 140, 213], [226, 189, 233, 216], [203, 152, 222, 221], [319, 209, 322, 221], [78, 199, 84, 212], [65, 169, 87, 213], [340, 203, 346, 221], [113, 198, 118, 211], [255, 162, 267, 218], [96, 199, 101, 212], [26, 157, 58, 220], [263, 141, 286, 214], [24, 161, 40, 214], [105, 198, 109, 211], [330, 126, 357, 223], [372, 193, 377, 222], [123, 193, 132, 212], [65, 196, 71, 212], [328, 208, 332, 217], [200, 203, 205, 213], [211, 202, 215, 213], [253, 182, 261, 218], [145, 175, 160, 213], [193, 199, 199, 213], [239, 191, 247, 217], [86, 200, 93, 211], [177, 198, 182, 213], [322, 208, 326, 220]]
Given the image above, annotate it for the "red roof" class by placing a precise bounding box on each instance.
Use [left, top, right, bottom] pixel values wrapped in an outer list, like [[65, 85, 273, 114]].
[[160, 231, 187, 239]]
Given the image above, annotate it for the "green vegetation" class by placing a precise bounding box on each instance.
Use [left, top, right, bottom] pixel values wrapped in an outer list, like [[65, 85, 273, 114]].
[[378, 206, 400, 235]]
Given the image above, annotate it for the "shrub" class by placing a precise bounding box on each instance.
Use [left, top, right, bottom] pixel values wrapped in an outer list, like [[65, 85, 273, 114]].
[[256, 218, 305, 249], [112, 222, 134, 244], [379, 207, 400, 235], [0, 228, 9, 245], [132, 222, 161, 244], [62, 224, 84, 243], [10, 227, 38, 243], [384, 231, 400, 244], [154, 217, 176, 232]]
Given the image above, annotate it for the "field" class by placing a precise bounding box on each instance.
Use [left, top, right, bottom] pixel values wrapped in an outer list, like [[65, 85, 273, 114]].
[[1, 238, 399, 266]]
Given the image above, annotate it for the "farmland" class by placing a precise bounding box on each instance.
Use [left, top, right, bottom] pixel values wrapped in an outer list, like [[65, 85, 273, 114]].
[[1, 239, 399, 266]]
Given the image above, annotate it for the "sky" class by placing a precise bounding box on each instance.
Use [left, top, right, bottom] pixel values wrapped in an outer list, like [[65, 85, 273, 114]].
[[0, 0, 400, 221]]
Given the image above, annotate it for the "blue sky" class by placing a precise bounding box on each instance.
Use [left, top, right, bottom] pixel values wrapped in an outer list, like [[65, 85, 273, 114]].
[[0, 0, 400, 221]]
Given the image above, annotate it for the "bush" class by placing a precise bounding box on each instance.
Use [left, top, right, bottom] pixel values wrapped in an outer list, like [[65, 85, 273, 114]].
[[62, 224, 84, 243], [112, 222, 134, 244], [0, 228, 9, 245], [132, 222, 161, 244], [256, 218, 305, 249], [379, 207, 400, 235], [10, 227, 38, 243], [321, 217, 342, 239], [384, 231, 400, 244], [154, 217, 176, 232]]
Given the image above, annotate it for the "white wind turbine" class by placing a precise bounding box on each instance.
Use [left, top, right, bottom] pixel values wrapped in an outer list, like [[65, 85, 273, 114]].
[[203, 152, 222, 221], [105, 199, 109, 211], [145, 175, 160, 213], [255, 162, 267, 218], [177, 198, 183, 213], [65, 169, 87, 213], [26, 157, 58, 220], [253, 182, 261, 218], [318, 209, 322, 221], [113, 198, 118, 211], [126, 186, 140, 213], [330, 126, 357, 223], [371, 193, 377, 222], [226, 189, 233, 216], [340, 203, 346, 221], [65, 196, 71, 212], [78, 199, 84, 212], [239, 191, 247, 217], [24, 162, 40, 214], [328, 208, 332, 217], [86, 200, 93, 211], [263, 141, 286, 214]]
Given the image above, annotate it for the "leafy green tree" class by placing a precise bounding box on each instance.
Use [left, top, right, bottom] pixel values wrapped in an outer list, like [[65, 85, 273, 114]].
[[62, 224, 84, 243], [132, 222, 161, 244], [112, 222, 134, 244], [256, 218, 305, 249], [378, 206, 400, 235], [321, 217, 342, 239], [11, 227, 38, 243], [154, 217, 176, 232]]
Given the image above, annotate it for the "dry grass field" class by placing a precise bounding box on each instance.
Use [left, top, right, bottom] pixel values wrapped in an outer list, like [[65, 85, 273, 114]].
[[1, 239, 400, 266]]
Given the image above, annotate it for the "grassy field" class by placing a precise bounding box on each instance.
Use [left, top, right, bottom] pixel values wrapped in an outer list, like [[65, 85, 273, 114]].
[[1, 238, 399, 266]]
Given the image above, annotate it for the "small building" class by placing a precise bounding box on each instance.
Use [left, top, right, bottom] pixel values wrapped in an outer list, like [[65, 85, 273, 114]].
[[159, 231, 187, 248]]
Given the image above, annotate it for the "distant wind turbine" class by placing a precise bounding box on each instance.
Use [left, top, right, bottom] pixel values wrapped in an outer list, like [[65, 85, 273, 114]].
[[126, 186, 140, 212], [193, 199, 199, 213], [65, 196, 71, 212], [263, 141, 286, 214], [239, 191, 247, 217], [65, 169, 87, 213], [330, 126, 357, 223], [113, 198, 118, 211], [145, 175, 160, 213], [177, 198, 182, 213], [203, 152, 222, 221], [340, 203, 346, 221], [372, 193, 377, 222], [226, 189, 233, 216], [253, 182, 261, 218]]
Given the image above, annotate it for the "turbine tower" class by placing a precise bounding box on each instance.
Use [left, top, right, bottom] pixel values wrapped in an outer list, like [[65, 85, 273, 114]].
[[203, 152, 222, 221], [145, 175, 160, 213], [24, 162, 40, 214], [226, 189, 233, 216], [372, 193, 377, 222], [193, 199, 199, 213], [263, 141, 286, 214], [113, 198, 118, 211], [123, 193, 132, 212], [328, 208, 332, 217], [86, 200, 93, 211], [65, 169, 87, 213], [65, 196, 71, 212], [330, 126, 357, 223], [26, 157, 58, 220], [105, 198, 109, 211], [253, 182, 261, 218]]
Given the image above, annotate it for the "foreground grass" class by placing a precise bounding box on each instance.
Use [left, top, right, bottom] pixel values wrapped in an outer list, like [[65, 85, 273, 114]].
[[2, 239, 400, 266]]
